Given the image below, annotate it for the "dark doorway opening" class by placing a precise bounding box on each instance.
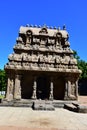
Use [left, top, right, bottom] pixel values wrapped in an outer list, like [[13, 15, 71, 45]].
[[37, 76, 50, 100], [53, 77, 65, 100], [21, 75, 33, 99]]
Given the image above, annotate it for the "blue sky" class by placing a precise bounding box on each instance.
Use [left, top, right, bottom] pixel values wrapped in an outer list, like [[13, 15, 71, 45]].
[[0, 0, 87, 69]]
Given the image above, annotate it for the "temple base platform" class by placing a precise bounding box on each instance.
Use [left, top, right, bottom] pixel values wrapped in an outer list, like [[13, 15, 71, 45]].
[[0, 99, 78, 109]]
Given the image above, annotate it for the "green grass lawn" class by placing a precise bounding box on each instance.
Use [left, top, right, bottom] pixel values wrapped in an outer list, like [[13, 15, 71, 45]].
[[0, 95, 5, 99]]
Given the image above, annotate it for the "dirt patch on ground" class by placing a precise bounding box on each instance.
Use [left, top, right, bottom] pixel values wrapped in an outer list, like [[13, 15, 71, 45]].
[[30, 118, 51, 126], [78, 96, 87, 105], [0, 126, 60, 130]]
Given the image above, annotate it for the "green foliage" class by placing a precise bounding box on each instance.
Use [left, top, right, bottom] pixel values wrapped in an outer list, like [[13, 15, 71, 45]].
[[0, 95, 5, 99], [78, 60, 87, 79], [0, 69, 7, 91], [73, 50, 80, 61], [73, 50, 87, 79]]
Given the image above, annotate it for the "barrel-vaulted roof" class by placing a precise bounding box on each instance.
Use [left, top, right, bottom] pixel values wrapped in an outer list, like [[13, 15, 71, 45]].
[[19, 25, 69, 39]]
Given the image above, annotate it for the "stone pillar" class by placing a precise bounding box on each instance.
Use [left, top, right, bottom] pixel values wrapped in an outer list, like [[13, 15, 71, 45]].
[[64, 80, 68, 100], [6, 76, 14, 101], [14, 74, 21, 100], [49, 79, 54, 100], [6, 77, 10, 99], [67, 80, 71, 97], [32, 77, 37, 99], [65, 76, 78, 100], [75, 81, 78, 99], [64, 78, 71, 100]]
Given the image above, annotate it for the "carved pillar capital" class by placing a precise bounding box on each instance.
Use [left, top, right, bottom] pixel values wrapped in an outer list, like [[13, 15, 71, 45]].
[[15, 74, 21, 79]]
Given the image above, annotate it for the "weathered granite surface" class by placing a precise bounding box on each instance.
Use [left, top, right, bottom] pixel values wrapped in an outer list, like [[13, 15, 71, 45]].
[[4, 24, 81, 102]]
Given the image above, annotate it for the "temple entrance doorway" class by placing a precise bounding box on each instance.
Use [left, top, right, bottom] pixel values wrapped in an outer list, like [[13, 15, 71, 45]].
[[36, 76, 50, 100], [21, 75, 33, 99], [53, 76, 65, 100]]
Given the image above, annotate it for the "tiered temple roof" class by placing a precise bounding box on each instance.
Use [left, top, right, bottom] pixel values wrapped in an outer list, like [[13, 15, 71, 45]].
[[5, 24, 81, 74]]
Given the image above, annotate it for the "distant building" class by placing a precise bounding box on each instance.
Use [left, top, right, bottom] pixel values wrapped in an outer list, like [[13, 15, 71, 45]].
[[5, 25, 81, 102]]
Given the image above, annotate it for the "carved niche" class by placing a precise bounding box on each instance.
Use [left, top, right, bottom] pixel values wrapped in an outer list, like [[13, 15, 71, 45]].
[[26, 30, 33, 44], [39, 27, 48, 46], [39, 27, 48, 34], [55, 32, 62, 48]]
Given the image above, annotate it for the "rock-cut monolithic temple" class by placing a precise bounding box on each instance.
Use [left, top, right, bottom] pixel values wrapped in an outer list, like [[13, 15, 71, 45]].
[[5, 24, 81, 102]]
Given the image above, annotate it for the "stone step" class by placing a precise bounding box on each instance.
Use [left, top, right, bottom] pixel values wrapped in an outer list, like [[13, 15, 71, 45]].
[[32, 100, 55, 111], [64, 103, 87, 113], [1, 99, 79, 111], [64, 103, 78, 112], [77, 104, 87, 113]]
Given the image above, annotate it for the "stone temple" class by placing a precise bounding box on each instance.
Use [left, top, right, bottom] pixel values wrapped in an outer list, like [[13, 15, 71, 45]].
[[5, 24, 81, 105]]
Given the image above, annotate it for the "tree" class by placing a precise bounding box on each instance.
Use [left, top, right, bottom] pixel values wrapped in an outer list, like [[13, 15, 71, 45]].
[[78, 60, 87, 79], [73, 50, 80, 61], [0, 69, 7, 91], [73, 50, 87, 79]]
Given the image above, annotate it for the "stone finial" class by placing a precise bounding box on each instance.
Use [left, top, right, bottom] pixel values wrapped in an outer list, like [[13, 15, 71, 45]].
[[29, 24, 33, 27], [26, 24, 29, 27], [63, 25, 66, 30], [46, 26, 49, 28], [34, 25, 37, 27], [54, 26, 57, 29], [57, 27, 60, 31], [49, 26, 53, 29], [43, 24, 47, 28], [38, 25, 41, 28]]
